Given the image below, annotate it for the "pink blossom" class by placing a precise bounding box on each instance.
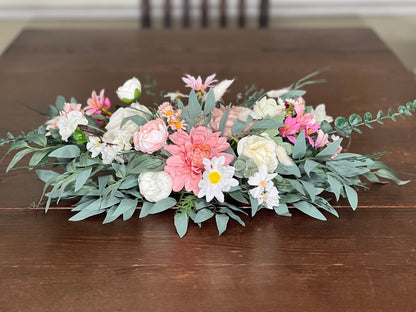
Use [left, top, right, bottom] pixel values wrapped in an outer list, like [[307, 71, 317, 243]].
[[208, 105, 254, 137], [280, 116, 300, 144], [133, 119, 168, 154], [85, 89, 111, 116], [168, 109, 187, 131], [164, 126, 233, 195], [330, 135, 343, 159], [314, 129, 329, 148], [182, 74, 217, 93], [158, 102, 174, 119]]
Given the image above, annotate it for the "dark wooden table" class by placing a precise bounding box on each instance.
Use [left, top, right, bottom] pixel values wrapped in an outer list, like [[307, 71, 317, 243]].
[[0, 29, 415, 311]]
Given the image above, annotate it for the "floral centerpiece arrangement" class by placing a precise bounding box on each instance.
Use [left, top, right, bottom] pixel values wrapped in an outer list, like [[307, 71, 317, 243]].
[[1, 72, 414, 237]]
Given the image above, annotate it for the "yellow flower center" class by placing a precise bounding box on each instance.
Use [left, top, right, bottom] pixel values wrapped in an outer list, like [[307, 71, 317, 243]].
[[208, 171, 221, 184], [259, 180, 267, 188], [175, 121, 182, 129], [166, 110, 173, 117]]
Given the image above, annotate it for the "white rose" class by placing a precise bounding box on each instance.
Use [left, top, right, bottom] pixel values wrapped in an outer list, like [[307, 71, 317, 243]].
[[138, 171, 173, 202], [116, 77, 142, 103], [103, 103, 151, 148], [237, 134, 279, 172], [252, 96, 285, 119], [57, 111, 88, 142]]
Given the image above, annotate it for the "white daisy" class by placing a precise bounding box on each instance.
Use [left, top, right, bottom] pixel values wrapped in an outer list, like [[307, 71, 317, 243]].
[[248, 164, 280, 209], [198, 156, 238, 203]]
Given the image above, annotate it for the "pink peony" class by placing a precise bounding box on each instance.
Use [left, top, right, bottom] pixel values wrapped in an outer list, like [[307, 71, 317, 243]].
[[164, 126, 233, 195], [133, 118, 168, 154], [85, 89, 111, 116], [208, 105, 254, 137]]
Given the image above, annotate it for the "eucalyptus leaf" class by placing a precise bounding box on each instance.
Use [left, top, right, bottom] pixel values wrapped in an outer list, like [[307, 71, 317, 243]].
[[274, 203, 291, 217], [344, 185, 358, 210], [193, 208, 214, 223], [174, 213, 189, 238], [6, 148, 33, 172], [150, 197, 177, 214], [49, 145, 80, 159], [188, 89, 202, 119], [292, 130, 306, 159], [293, 201, 327, 221], [215, 214, 229, 236], [204, 88, 216, 116], [315, 139, 342, 161], [75, 168, 92, 192]]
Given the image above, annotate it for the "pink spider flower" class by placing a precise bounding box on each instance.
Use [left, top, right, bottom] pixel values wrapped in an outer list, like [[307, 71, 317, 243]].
[[85, 89, 111, 116], [303, 122, 320, 146], [182, 74, 218, 93], [280, 116, 300, 144], [164, 126, 233, 195]]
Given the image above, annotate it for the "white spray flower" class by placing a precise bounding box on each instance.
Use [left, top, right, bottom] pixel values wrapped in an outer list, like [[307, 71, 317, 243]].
[[248, 164, 280, 209]]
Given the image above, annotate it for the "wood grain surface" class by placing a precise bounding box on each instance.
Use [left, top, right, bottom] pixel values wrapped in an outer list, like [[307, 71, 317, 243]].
[[0, 29, 415, 311]]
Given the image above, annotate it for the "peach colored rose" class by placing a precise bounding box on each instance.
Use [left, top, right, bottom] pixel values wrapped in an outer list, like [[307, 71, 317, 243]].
[[208, 105, 253, 137], [133, 118, 168, 154]]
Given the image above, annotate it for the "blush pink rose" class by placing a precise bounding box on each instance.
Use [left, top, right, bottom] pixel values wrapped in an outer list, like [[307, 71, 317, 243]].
[[133, 118, 168, 154], [208, 105, 254, 137]]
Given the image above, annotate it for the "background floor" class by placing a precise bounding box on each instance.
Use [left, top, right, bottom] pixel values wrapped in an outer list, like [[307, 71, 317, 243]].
[[0, 17, 415, 75]]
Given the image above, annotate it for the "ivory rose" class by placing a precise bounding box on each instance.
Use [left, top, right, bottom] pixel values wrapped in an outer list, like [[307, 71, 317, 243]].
[[138, 171, 173, 202], [116, 77, 142, 103], [102, 103, 151, 148], [237, 134, 279, 172], [133, 118, 168, 154], [252, 97, 285, 119]]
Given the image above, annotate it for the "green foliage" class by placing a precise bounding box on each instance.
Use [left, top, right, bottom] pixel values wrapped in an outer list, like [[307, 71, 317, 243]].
[[328, 100, 416, 137]]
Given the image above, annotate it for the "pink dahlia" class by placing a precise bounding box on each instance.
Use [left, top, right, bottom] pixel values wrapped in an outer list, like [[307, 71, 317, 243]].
[[85, 89, 111, 116], [164, 126, 234, 195], [182, 74, 217, 93]]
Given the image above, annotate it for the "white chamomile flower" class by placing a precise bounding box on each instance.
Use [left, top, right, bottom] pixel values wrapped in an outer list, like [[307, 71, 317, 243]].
[[86, 136, 103, 158], [198, 156, 238, 203], [248, 164, 280, 209], [57, 111, 88, 142], [101, 144, 124, 164]]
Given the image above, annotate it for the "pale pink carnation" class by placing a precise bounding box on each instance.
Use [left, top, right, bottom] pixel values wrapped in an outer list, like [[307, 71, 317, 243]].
[[164, 126, 233, 195], [133, 118, 168, 154], [46, 102, 83, 134], [208, 105, 254, 137], [85, 89, 111, 116]]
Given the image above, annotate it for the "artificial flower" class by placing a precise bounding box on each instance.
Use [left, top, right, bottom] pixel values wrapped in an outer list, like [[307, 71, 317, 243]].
[[237, 133, 280, 172], [212, 79, 234, 101], [116, 77, 141, 103], [198, 156, 238, 203], [314, 129, 329, 148], [168, 111, 187, 131], [182, 74, 217, 93], [208, 105, 253, 137], [164, 126, 233, 195], [46, 102, 83, 134], [330, 135, 343, 159], [164, 91, 188, 101], [102, 103, 151, 145], [138, 171, 173, 202], [133, 118, 168, 154], [279, 116, 300, 144], [101, 144, 124, 164], [248, 164, 280, 209], [276, 145, 293, 167], [86, 136, 103, 158], [311, 104, 333, 124], [252, 96, 286, 119], [85, 89, 111, 116], [266, 88, 290, 98], [57, 111, 88, 142], [158, 102, 174, 119]]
